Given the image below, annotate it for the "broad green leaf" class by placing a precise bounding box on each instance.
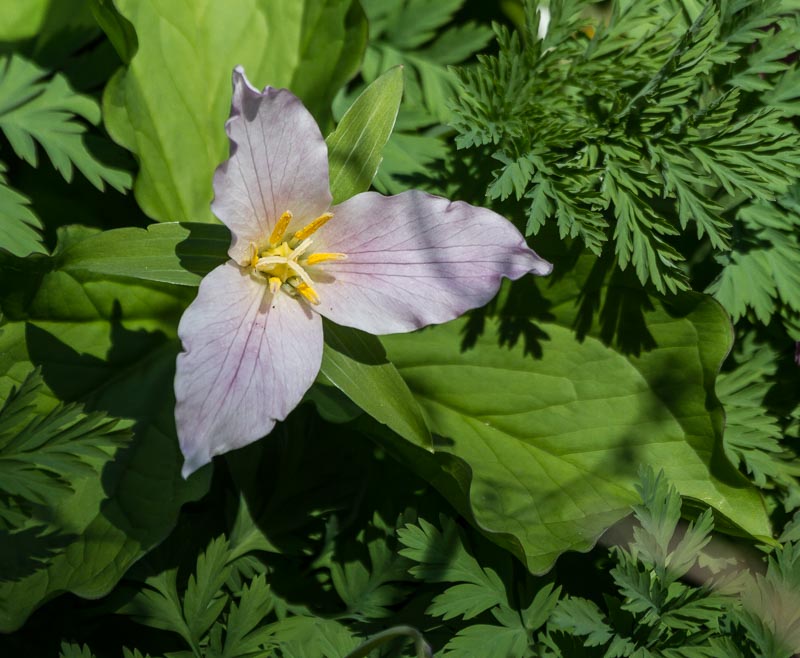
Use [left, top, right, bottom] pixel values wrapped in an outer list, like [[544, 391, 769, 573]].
[[102, 0, 367, 223], [0, 229, 210, 632], [59, 222, 228, 287], [0, 0, 49, 43], [381, 258, 770, 573], [326, 66, 403, 204]]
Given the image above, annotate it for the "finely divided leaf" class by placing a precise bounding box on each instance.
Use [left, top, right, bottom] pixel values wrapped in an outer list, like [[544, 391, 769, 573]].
[[0, 54, 130, 192], [0, 369, 130, 525], [0, 162, 46, 258]]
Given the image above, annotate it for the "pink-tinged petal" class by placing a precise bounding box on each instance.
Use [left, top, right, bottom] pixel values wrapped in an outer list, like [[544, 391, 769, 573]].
[[175, 261, 323, 477], [312, 191, 552, 334], [212, 67, 332, 264]]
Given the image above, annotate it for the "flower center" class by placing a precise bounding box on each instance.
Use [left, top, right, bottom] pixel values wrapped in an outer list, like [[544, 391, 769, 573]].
[[248, 210, 346, 305]]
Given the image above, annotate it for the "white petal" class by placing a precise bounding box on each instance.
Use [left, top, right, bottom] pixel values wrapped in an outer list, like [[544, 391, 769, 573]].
[[175, 261, 323, 476], [212, 67, 332, 263], [311, 191, 552, 334]]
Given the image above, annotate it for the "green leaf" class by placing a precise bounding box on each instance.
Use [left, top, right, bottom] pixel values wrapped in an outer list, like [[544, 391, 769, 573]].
[[58, 222, 229, 287], [102, 0, 367, 223], [328, 509, 413, 620], [550, 597, 615, 647], [717, 337, 800, 496], [0, 54, 131, 192], [381, 258, 770, 573], [0, 228, 210, 632], [0, 162, 46, 258], [0, 0, 50, 42], [0, 368, 130, 524], [119, 565, 193, 645], [320, 67, 430, 452], [625, 467, 715, 587], [427, 583, 505, 621], [262, 616, 361, 657], [326, 66, 403, 204], [88, 0, 138, 64], [320, 321, 431, 451], [221, 574, 274, 658], [184, 536, 232, 645], [441, 623, 529, 657], [59, 643, 96, 658]]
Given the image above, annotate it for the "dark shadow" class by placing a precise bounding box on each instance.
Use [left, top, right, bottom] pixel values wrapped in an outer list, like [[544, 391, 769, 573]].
[[23, 300, 198, 554], [597, 267, 657, 355], [461, 275, 555, 358], [25, 302, 168, 408], [0, 522, 77, 584], [174, 222, 230, 280]]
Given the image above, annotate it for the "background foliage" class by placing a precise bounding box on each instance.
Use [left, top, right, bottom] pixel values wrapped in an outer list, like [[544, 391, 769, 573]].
[[0, 0, 798, 656]]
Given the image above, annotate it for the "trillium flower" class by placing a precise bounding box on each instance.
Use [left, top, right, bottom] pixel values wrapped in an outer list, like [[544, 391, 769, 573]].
[[174, 67, 553, 477]]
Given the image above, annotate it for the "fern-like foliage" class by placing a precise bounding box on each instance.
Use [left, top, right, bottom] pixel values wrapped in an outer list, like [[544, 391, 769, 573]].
[[0, 368, 131, 530], [451, 0, 800, 295], [398, 515, 560, 656], [544, 468, 730, 656], [329, 510, 414, 620], [707, 186, 800, 330], [115, 509, 364, 658], [0, 54, 131, 192], [731, 541, 800, 658], [717, 337, 800, 511], [0, 159, 45, 257], [59, 643, 96, 658]]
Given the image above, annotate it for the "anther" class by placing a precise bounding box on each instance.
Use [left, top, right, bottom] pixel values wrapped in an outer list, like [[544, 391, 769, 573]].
[[269, 211, 293, 246], [295, 282, 320, 305], [294, 212, 333, 241], [306, 252, 347, 265]]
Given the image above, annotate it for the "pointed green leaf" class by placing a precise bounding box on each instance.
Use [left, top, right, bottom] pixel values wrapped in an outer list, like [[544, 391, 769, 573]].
[[326, 66, 404, 204], [320, 321, 431, 451]]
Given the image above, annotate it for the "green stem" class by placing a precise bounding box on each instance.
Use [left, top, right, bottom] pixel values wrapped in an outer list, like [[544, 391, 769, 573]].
[[342, 625, 433, 658]]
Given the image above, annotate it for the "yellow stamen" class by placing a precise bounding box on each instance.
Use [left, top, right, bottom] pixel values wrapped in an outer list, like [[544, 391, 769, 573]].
[[295, 282, 320, 305], [294, 212, 333, 241], [306, 252, 347, 266], [249, 243, 259, 268], [268, 277, 282, 295], [269, 211, 293, 246]]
